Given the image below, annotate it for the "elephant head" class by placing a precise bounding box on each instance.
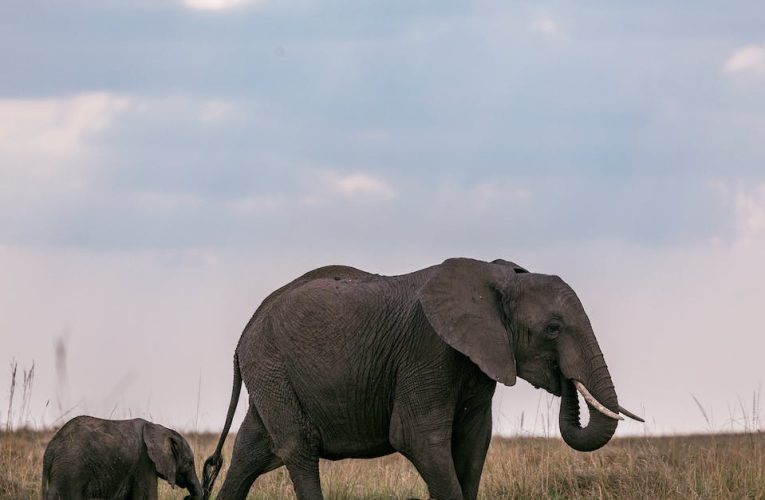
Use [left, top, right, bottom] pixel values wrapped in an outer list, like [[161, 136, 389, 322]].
[[418, 258, 642, 452], [144, 423, 203, 498]]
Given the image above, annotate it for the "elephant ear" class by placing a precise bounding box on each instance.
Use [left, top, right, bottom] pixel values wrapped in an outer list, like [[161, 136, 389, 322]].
[[491, 258, 529, 274], [144, 423, 178, 487], [418, 258, 516, 386]]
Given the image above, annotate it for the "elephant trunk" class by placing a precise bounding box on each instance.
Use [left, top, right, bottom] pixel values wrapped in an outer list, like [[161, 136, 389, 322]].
[[558, 362, 619, 452], [186, 477, 204, 499]]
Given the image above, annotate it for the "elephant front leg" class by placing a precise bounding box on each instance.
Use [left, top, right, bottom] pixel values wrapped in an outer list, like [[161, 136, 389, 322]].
[[452, 402, 493, 500], [130, 472, 158, 500]]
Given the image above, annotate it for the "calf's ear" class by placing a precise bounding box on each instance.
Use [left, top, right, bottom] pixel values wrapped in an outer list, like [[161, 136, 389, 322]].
[[418, 257, 517, 386], [144, 423, 178, 487]]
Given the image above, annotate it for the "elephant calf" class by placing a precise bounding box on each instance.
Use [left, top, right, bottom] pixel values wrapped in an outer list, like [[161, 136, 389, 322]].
[[42, 415, 203, 500]]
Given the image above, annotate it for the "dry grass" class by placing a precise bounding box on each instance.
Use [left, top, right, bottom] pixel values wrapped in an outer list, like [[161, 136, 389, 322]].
[[3, 360, 763, 498], [2, 429, 763, 499]]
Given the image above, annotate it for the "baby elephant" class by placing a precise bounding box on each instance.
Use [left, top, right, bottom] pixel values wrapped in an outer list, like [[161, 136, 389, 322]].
[[42, 415, 203, 499]]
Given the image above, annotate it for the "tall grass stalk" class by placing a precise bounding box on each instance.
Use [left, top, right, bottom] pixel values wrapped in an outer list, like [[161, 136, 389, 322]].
[[18, 363, 35, 430], [5, 361, 17, 432]]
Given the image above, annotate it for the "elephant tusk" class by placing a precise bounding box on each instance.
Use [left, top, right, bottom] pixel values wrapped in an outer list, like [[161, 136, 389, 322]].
[[573, 380, 623, 421], [618, 405, 645, 423]]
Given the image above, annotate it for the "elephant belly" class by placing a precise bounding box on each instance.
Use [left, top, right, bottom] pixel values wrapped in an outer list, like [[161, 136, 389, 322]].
[[314, 414, 396, 460], [295, 378, 397, 459], [320, 441, 395, 460]]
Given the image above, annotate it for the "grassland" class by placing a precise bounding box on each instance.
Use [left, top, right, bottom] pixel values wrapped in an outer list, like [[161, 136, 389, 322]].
[[2, 429, 763, 499]]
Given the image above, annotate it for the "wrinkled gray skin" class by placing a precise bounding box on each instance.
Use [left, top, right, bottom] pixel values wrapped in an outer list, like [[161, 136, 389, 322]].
[[42, 416, 203, 500], [203, 258, 624, 500]]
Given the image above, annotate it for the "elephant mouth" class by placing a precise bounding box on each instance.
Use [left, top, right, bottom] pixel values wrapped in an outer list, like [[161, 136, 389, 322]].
[[549, 364, 562, 396], [532, 364, 562, 396], [521, 363, 563, 396]]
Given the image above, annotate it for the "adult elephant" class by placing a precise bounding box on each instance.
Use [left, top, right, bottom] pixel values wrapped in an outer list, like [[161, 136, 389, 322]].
[[203, 258, 642, 500]]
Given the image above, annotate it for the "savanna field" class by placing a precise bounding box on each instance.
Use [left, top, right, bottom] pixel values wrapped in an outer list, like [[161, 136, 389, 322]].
[[2, 430, 763, 499]]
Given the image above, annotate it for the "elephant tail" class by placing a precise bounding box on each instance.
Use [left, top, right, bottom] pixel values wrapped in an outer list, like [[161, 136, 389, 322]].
[[202, 352, 242, 499], [41, 447, 52, 499], [40, 466, 48, 499]]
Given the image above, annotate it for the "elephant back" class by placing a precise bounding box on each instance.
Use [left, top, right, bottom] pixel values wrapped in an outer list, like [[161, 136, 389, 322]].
[[240, 265, 374, 336]]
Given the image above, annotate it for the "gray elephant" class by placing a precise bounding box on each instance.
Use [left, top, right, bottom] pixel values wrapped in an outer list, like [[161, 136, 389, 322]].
[[42, 415, 203, 499], [202, 258, 642, 500]]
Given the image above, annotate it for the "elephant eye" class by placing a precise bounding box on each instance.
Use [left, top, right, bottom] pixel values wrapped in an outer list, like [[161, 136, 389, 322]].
[[545, 323, 561, 338]]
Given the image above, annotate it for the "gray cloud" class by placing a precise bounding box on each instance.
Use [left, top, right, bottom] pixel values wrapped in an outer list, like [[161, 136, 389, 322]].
[[2, 0, 765, 435]]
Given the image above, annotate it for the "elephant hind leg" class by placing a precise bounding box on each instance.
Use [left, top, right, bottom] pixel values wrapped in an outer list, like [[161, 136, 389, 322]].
[[45, 477, 82, 500], [251, 369, 324, 500], [267, 429, 322, 500], [217, 406, 283, 499], [43, 484, 60, 500]]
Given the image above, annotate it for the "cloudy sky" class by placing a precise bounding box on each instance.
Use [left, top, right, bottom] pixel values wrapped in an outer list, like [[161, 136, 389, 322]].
[[2, 1, 764, 437]]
